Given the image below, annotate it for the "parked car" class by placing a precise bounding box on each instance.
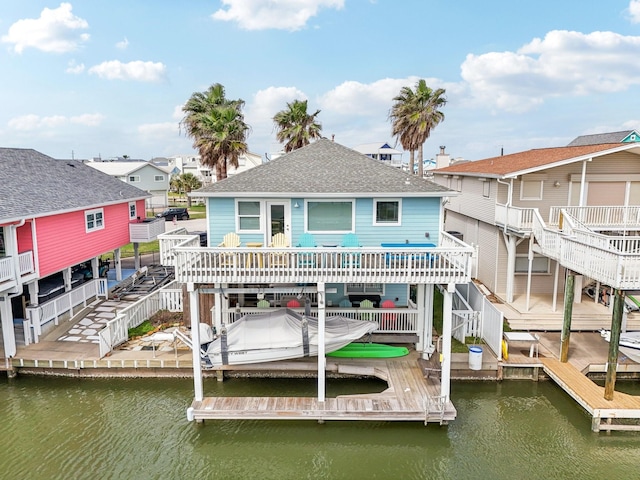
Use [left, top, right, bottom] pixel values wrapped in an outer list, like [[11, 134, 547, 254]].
[[156, 208, 189, 221]]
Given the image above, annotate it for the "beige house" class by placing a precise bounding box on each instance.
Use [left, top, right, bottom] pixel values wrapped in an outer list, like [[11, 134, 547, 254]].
[[432, 130, 640, 330]]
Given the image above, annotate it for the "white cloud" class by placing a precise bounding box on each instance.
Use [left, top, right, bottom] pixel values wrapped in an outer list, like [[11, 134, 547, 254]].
[[88, 60, 167, 82], [212, 0, 344, 31], [8, 113, 104, 131], [138, 122, 179, 138], [461, 30, 640, 112], [116, 37, 129, 50], [66, 60, 85, 74], [629, 1, 640, 23], [1, 3, 89, 54]]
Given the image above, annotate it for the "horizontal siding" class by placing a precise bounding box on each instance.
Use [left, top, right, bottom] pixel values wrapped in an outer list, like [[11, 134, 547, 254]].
[[443, 177, 497, 225], [36, 203, 134, 277], [16, 221, 34, 254]]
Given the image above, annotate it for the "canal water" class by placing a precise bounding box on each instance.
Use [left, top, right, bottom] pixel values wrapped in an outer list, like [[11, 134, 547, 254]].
[[2, 375, 640, 479]]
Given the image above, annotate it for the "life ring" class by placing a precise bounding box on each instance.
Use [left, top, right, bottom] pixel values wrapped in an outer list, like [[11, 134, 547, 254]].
[[501, 339, 509, 360]]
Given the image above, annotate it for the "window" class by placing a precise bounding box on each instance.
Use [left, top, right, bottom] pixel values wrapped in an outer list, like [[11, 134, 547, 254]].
[[482, 181, 490, 198], [129, 202, 136, 220], [520, 180, 543, 201], [154, 175, 165, 182], [515, 254, 550, 274], [345, 283, 384, 295], [237, 201, 261, 232], [129, 175, 140, 182], [85, 208, 104, 232], [374, 199, 401, 226], [307, 200, 354, 233]]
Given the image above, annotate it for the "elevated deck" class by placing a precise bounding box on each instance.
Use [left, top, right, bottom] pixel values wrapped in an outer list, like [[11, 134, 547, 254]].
[[189, 358, 455, 424]]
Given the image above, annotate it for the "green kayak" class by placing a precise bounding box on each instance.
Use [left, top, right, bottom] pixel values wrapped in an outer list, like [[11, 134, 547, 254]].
[[327, 342, 410, 358]]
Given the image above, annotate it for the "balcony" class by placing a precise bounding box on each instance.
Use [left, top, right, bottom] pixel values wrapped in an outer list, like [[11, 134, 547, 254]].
[[0, 251, 35, 291], [495, 204, 536, 233], [129, 218, 165, 243], [159, 231, 474, 286]]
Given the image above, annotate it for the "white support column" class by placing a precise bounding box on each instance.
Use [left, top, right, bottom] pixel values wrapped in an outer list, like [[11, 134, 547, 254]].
[[552, 261, 560, 312], [133, 243, 140, 270], [213, 283, 222, 332], [416, 283, 426, 352], [28, 282, 39, 306], [0, 295, 17, 358], [440, 284, 454, 401], [188, 283, 203, 402], [525, 236, 533, 312], [504, 235, 517, 304], [91, 257, 99, 280], [114, 248, 122, 281], [317, 281, 326, 403], [63, 267, 72, 292]]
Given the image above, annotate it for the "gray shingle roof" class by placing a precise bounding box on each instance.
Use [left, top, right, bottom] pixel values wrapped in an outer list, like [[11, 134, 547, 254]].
[[196, 138, 452, 196], [0, 148, 150, 222], [567, 130, 636, 146]]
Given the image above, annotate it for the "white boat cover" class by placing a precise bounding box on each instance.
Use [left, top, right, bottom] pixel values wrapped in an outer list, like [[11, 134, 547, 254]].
[[206, 309, 378, 366], [601, 330, 640, 350]]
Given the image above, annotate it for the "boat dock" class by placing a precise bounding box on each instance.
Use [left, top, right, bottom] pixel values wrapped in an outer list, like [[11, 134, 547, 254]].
[[188, 357, 456, 425]]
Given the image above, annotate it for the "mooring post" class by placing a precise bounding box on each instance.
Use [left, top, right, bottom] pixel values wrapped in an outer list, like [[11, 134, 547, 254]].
[[560, 272, 575, 362], [604, 289, 625, 401]]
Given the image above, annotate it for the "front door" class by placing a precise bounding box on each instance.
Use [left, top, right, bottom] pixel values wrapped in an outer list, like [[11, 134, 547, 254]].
[[267, 201, 290, 244]]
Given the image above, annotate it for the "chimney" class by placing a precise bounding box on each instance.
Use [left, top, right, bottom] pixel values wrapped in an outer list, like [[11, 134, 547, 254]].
[[439, 146, 446, 154], [436, 146, 451, 169], [331, 134, 335, 142]]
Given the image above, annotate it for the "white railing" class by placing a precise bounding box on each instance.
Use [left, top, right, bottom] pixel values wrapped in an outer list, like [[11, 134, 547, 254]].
[[24, 279, 108, 345], [98, 283, 183, 358], [549, 206, 640, 229], [495, 204, 536, 232], [158, 228, 193, 265], [0, 257, 12, 283], [129, 218, 166, 243], [18, 251, 35, 275], [455, 282, 503, 359], [0, 251, 36, 285], [220, 307, 419, 334]]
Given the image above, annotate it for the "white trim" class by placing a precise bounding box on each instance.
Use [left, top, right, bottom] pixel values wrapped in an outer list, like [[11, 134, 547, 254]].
[[128, 175, 140, 183], [154, 175, 165, 182], [85, 208, 105, 233], [128, 202, 137, 220], [520, 180, 544, 201], [373, 198, 402, 226], [235, 199, 262, 233], [305, 199, 355, 234]]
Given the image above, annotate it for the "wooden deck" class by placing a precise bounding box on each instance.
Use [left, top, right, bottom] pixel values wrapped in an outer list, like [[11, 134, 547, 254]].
[[188, 359, 456, 424], [541, 358, 640, 432]]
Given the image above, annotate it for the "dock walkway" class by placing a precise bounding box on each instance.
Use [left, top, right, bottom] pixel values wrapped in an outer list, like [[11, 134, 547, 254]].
[[189, 358, 456, 424]]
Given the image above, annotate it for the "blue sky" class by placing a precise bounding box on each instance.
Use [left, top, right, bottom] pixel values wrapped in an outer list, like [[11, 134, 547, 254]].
[[1, 1, 640, 162]]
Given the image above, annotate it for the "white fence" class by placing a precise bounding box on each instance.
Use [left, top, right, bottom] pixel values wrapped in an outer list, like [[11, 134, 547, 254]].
[[98, 282, 183, 358], [24, 279, 108, 345], [0, 251, 35, 284]]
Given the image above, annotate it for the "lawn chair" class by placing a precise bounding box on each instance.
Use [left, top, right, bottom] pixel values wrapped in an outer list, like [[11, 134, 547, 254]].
[[269, 233, 290, 267], [217, 232, 241, 267], [341, 233, 362, 267], [339, 299, 352, 308], [257, 299, 271, 308], [381, 299, 396, 330], [296, 233, 317, 267], [359, 298, 374, 321]]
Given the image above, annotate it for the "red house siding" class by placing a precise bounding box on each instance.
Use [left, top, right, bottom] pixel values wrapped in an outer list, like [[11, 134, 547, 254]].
[[36, 203, 134, 277], [16, 221, 33, 253]]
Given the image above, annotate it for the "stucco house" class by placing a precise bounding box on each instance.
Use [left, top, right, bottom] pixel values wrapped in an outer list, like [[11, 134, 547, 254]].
[[0, 148, 164, 360], [86, 160, 170, 210], [159, 138, 475, 417], [431, 130, 640, 331]]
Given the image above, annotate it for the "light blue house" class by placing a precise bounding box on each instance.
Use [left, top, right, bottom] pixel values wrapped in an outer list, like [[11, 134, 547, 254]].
[[160, 138, 474, 417]]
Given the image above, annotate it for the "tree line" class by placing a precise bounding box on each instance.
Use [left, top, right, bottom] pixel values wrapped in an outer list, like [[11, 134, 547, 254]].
[[181, 80, 446, 182]]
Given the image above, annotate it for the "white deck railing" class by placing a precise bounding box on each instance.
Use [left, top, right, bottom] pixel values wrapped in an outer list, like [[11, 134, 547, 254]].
[[24, 279, 108, 345], [0, 257, 12, 284], [98, 282, 183, 358], [221, 307, 419, 334], [129, 218, 166, 243], [495, 204, 536, 232], [549, 206, 640, 229], [0, 251, 35, 285]]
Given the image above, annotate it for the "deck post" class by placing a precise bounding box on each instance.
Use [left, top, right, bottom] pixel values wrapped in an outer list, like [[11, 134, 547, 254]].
[[604, 289, 624, 400], [504, 235, 517, 304], [440, 283, 454, 401], [189, 283, 203, 402], [133, 242, 140, 270], [317, 281, 326, 403], [560, 272, 575, 362], [114, 248, 122, 281]]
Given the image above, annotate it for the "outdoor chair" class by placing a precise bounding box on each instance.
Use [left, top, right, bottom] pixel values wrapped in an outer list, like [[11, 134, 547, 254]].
[[296, 233, 317, 267], [359, 298, 374, 321], [257, 299, 271, 308], [269, 233, 290, 267], [341, 233, 362, 268], [217, 232, 241, 267], [339, 299, 352, 308], [380, 299, 397, 330]]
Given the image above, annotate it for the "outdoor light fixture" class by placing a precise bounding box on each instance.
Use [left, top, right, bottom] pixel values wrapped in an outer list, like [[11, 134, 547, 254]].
[[554, 181, 561, 187], [294, 202, 300, 208]]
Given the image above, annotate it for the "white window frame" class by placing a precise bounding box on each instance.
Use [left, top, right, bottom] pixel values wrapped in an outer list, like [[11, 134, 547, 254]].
[[515, 254, 550, 274], [236, 200, 262, 233], [305, 199, 355, 234], [154, 174, 165, 182], [129, 175, 140, 183], [520, 180, 544, 201], [482, 180, 490, 198], [373, 198, 401, 226], [344, 283, 385, 295], [85, 208, 105, 233], [129, 202, 137, 220]]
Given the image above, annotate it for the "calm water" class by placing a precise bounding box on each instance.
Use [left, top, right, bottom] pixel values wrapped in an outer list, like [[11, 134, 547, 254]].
[[2, 375, 640, 480]]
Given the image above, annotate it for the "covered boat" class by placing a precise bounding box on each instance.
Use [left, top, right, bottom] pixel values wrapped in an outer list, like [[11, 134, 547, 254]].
[[600, 330, 640, 350], [206, 309, 378, 366]]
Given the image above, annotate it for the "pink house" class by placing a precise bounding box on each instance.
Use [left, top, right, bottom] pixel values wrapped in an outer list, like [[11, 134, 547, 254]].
[[0, 148, 164, 359]]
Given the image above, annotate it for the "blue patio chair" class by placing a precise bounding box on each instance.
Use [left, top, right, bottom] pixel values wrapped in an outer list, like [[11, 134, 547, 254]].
[[341, 233, 361, 267], [339, 299, 352, 308], [296, 233, 317, 267]]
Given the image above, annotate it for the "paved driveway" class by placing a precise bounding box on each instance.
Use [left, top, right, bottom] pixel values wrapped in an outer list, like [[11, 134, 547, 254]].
[[163, 217, 206, 233]]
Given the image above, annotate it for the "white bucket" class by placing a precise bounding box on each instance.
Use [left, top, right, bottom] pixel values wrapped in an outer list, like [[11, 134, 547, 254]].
[[468, 346, 483, 370]]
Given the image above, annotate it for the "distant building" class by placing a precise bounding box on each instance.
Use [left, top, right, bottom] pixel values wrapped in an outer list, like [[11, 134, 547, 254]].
[[168, 152, 262, 185], [352, 142, 403, 168]]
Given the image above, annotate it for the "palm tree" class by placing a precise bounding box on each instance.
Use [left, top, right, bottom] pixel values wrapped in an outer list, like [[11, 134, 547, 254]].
[[390, 80, 446, 176], [181, 83, 250, 181], [273, 99, 322, 153], [176, 173, 202, 207]]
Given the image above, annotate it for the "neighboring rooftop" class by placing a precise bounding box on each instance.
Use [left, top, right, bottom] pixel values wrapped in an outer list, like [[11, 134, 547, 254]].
[[86, 160, 169, 176], [567, 130, 640, 147], [196, 138, 453, 197], [0, 148, 149, 223]]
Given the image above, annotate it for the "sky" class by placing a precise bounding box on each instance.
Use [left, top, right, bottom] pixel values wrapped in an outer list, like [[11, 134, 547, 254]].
[[1, 1, 640, 163]]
